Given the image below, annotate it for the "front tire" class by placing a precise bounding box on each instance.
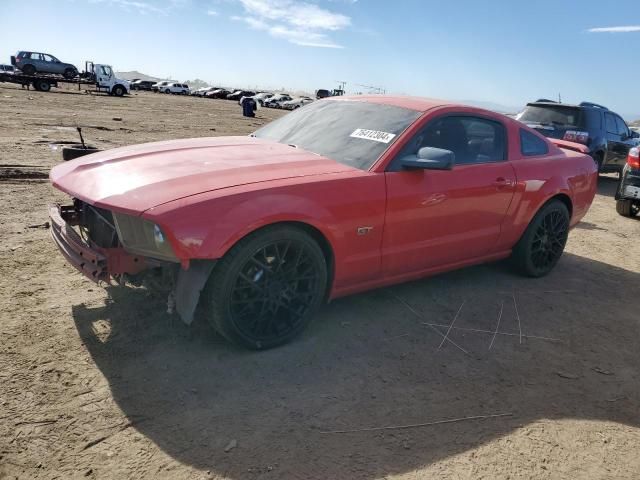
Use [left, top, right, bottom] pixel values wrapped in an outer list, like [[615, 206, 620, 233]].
[[512, 200, 570, 277], [63, 68, 77, 79], [203, 226, 328, 350], [112, 85, 125, 97]]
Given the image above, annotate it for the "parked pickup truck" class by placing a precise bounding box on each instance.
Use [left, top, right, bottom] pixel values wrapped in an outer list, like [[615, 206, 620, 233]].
[[48, 96, 597, 350]]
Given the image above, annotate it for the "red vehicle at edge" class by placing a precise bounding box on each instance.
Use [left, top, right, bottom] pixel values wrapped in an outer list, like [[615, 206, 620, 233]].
[[49, 96, 598, 349]]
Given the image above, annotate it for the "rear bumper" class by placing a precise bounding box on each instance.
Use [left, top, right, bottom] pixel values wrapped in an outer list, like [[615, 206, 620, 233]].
[[616, 167, 640, 200], [49, 204, 108, 282]]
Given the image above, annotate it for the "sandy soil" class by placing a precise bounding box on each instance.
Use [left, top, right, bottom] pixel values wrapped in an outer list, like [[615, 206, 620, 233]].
[[1, 82, 639, 480]]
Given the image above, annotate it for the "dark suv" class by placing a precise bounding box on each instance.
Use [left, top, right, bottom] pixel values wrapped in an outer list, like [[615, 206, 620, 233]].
[[517, 100, 639, 173]]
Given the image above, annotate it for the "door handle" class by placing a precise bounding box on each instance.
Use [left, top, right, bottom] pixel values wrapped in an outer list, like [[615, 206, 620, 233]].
[[493, 177, 512, 188]]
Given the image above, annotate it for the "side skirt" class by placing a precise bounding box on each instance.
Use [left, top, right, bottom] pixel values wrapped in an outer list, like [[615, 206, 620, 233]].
[[329, 250, 512, 300]]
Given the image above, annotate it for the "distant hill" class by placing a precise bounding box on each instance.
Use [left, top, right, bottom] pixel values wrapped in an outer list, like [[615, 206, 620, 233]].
[[458, 99, 522, 115], [183, 79, 211, 90], [115, 71, 163, 82]]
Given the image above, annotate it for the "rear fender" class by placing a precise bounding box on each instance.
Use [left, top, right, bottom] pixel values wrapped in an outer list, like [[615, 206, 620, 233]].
[[498, 175, 573, 250]]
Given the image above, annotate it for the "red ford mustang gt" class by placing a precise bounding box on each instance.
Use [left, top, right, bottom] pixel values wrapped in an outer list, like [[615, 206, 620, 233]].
[[49, 96, 597, 349]]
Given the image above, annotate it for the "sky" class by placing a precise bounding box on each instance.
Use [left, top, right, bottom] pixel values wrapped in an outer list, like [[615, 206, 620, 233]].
[[2, 0, 640, 117]]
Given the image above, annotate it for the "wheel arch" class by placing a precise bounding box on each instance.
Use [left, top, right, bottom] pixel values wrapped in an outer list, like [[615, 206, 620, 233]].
[[173, 219, 337, 327], [220, 220, 336, 300], [547, 192, 573, 218]]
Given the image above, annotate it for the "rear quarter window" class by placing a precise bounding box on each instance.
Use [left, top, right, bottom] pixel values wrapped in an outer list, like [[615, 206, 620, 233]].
[[520, 129, 549, 156]]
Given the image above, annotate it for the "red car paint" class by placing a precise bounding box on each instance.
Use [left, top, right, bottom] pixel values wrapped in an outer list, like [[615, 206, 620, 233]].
[[49, 96, 598, 300]]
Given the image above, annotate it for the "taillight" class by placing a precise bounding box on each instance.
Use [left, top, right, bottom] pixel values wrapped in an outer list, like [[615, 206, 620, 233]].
[[563, 130, 589, 144], [628, 147, 640, 169]]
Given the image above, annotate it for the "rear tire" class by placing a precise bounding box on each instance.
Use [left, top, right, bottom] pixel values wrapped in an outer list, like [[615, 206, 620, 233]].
[[61, 145, 99, 161], [616, 199, 639, 217], [33, 79, 51, 92], [203, 226, 328, 350], [512, 200, 570, 277], [22, 64, 36, 75]]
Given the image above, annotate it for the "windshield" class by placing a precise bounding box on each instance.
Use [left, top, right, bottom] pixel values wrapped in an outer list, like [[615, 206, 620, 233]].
[[518, 105, 584, 128], [253, 100, 421, 170]]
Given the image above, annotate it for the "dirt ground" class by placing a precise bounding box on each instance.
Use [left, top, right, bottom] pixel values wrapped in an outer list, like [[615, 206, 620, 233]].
[[1, 82, 639, 480]]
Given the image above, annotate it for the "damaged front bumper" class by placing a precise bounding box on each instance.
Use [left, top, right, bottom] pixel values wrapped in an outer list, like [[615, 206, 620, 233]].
[[48, 203, 215, 324], [49, 203, 148, 283], [49, 204, 110, 282]]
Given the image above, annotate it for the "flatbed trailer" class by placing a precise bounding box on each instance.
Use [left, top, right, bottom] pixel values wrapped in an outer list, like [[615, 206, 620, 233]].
[[1, 61, 129, 96]]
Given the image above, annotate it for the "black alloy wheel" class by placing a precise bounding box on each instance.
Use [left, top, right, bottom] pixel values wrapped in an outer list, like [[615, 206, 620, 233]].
[[512, 200, 570, 277], [204, 226, 327, 349]]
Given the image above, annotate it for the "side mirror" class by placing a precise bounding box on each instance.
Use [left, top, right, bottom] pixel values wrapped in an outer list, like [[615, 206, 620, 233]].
[[401, 147, 455, 170], [631, 130, 639, 139]]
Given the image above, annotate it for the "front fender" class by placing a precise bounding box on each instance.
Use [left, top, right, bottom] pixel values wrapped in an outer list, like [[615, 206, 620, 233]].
[[145, 189, 340, 261], [144, 173, 387, 289], [202, 192, 339, 259]]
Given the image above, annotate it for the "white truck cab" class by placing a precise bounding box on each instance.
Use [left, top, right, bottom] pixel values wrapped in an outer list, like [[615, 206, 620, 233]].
[[87, 62, 130, 96]]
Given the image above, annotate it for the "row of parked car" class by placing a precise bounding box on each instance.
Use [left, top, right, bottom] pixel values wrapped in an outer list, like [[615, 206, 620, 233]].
[[129, 79, 315, 110]]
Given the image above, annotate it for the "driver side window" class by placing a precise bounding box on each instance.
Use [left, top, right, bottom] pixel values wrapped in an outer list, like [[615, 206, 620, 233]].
[[391, 115, 506, 170]]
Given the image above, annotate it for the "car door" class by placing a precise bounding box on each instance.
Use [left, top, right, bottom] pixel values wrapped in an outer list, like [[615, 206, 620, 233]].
[[382, 114, 516, 276], [605, 112, 628, 169], [43, 54, 61, 74], [30, 53, 44, 71]]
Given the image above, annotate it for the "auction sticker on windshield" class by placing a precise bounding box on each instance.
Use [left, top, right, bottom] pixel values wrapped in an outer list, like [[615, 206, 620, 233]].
[[350, 128, 396, 144]]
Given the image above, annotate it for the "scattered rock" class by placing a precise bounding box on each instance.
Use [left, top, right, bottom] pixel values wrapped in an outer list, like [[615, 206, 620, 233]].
[[556, 371, 579, 380], [224, 439, 237, 452], [112, 117, 123, 121], [592, 367, 613, 376]]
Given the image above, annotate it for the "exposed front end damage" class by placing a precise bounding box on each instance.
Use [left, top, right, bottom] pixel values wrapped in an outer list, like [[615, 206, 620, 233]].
[[49, 201, 214, 325]]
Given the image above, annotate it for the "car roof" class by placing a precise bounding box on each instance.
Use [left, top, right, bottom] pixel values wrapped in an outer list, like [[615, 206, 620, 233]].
[[329, 95, 454, 112], [527, 100, 609, 111]]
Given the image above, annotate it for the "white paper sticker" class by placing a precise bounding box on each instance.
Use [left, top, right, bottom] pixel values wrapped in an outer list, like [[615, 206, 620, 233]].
[[350, 128, 396, 144]]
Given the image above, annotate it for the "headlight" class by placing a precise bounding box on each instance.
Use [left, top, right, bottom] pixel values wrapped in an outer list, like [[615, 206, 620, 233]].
[[112, 212, 178, 261]]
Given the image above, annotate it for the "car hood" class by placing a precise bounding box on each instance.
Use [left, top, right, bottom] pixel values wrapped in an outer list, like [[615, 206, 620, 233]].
[[50, 136, 355, 215]]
